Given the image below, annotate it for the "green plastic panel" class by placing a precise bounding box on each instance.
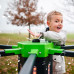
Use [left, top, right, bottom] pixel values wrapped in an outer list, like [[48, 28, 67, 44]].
[[5, 41, 64, 57]]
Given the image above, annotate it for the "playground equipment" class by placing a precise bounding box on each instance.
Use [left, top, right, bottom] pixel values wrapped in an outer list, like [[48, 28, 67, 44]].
[[0, 39, 74, 74]]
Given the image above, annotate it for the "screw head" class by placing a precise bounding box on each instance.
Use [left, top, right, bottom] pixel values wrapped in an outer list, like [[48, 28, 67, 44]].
[[28, 52, 30, 54], [39, 52, 41, 54]]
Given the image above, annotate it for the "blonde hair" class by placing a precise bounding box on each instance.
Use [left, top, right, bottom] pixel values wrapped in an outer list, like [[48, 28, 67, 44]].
[[47, 11, 62, 21]]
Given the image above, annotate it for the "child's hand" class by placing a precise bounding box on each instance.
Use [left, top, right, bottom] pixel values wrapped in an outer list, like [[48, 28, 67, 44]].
[[27, 29, 40, 37]]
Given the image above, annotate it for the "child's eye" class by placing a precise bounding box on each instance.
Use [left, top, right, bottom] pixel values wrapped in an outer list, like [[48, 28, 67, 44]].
[[55, 20, 58, 22]]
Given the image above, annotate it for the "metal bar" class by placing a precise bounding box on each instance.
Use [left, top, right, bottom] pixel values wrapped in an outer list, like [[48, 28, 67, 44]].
[[61, 50, 74, 57], [61, 45, 74, 49], [49, 55, 53, 74], [19, 54, 36, 74], [0, 45, 12, 49], [18, 55, 21, 73], [0, 50, 5, 54], [18, 55, 27, 73], [0, 50, 15, 57], [54, 50, 74, 57]]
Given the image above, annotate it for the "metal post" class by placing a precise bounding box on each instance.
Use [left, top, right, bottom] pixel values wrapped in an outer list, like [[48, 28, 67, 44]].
[[18, 55, 28, 72], [34, 55, 52, 74], [61, 45, 74, 49], [19, 54, 36, 74], [0, 50, 15, 57], [49, 55, 53, 74], [0, 45, 12, 49]]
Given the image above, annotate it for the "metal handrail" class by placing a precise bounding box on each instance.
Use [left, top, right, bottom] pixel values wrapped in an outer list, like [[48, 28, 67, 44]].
[[19, 54, 36, 74]]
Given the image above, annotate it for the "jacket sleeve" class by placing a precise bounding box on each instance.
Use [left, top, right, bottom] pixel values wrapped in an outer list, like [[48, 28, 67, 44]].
[[43, 30, 67, 45]]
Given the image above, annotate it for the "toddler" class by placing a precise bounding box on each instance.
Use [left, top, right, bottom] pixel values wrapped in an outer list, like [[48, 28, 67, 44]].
[[28, 11, 67, 74]]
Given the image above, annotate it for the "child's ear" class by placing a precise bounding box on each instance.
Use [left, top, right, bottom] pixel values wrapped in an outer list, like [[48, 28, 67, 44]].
[[47, 21, 50, 26]]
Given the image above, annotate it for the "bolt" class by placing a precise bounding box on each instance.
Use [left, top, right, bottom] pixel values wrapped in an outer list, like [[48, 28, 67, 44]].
[[39, 52, 41, 54], [28, 52, 30, 54]]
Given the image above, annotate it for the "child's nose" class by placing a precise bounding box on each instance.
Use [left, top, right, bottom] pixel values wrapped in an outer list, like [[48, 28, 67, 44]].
[[59, 22, 62, 25]]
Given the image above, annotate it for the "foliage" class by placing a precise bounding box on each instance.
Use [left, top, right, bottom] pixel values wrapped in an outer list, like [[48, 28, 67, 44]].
[[4, 0, 45, 26], [4, 0, 45, 38]]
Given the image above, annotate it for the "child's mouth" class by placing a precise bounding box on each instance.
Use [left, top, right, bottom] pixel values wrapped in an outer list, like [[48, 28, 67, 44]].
[[57, 26, 61, 29]]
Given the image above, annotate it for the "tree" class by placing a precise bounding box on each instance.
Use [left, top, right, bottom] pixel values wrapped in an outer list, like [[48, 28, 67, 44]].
[[4, 0, 45, 39]]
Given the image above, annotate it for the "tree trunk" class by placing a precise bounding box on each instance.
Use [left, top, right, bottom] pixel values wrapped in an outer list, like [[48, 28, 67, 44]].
[[29, 24, 30, 40]]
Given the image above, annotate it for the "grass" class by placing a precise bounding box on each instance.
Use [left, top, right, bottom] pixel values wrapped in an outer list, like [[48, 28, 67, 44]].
[[65, 33, 74, 74], [0, 33, 28, 45], [0, 33, 74, 74], [0, 33, 28, 74], [66, 33, 74, 45]]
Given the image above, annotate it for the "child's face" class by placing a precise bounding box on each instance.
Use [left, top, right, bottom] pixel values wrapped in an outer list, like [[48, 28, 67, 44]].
[[47, 15, 63, 32]]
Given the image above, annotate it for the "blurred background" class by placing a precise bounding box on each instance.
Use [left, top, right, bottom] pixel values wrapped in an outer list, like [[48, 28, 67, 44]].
[[0, 0, 74, 33], [0, 0, 74, 74]]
